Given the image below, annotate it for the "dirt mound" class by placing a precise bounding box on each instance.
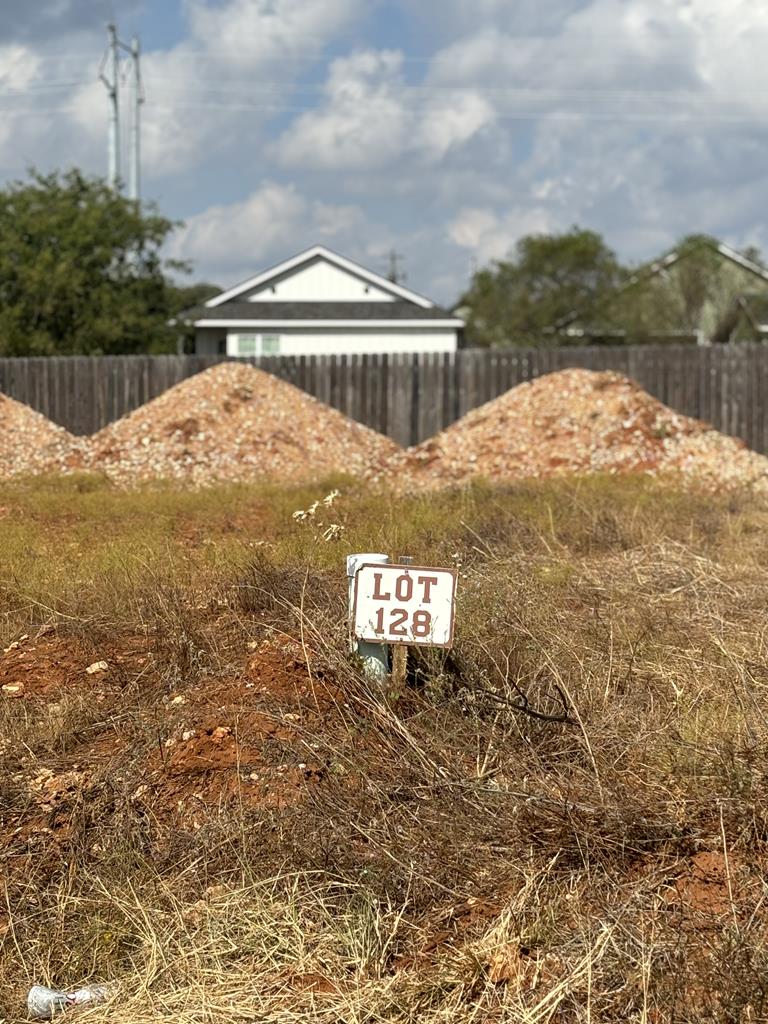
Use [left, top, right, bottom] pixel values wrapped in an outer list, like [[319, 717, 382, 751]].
[[86, 362, 399, 485], [1, 637, 342, 874], [0, 393, 85, 478], [384, 369, 768, 492], [134, 638, 342, 824], [0, 633, 101, 699], [0, 631, 149, 700]]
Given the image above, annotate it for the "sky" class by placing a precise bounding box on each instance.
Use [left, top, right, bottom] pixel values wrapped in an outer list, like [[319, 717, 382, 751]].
[[2, 0, 768, 304]]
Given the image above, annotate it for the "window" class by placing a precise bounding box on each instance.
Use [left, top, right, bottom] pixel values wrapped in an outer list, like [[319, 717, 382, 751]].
[[236, 334, 258, 356], [234, 333, 281, 356]]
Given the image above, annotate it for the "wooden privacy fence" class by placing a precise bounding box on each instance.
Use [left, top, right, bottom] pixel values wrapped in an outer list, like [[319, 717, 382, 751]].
[[1, 344, 768, 450]]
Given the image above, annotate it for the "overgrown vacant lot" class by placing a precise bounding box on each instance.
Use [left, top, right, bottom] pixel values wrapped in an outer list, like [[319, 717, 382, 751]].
[[2, 474, 768, 1023]]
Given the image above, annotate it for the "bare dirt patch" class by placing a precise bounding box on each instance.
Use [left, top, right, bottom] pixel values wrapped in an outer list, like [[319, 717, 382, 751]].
[[0, 633, 101, 699], [129, 638, 342, 822]]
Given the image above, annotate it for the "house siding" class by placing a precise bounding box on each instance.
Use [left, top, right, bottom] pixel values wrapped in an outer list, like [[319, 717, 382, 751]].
[[195, 332, 226, 356], [202, 327, 458, 357], [246, 259, 394, 303]]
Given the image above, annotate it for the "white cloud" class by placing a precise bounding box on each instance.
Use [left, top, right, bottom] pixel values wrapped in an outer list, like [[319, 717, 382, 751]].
[[397, 0, 590, 38], [449, 206, 555, 264], [273, 48, 495, 170], [420, 91, 495, 161], [448, 209, 498, 251], [412, 0, 768, 276], [0, 45, 42, 90], [273, 51, 410, 170], [171, 182, 307, 269], [184, 0, 357, 59], [86, 0, 362, 177], [0, 1, 141, 42], [0, 0, 364, 180], [169, 180, 373, 284]]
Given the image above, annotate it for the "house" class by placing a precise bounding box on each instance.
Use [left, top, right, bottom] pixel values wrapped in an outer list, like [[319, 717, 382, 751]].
[[180, 245, 465, 357], [736, 292, 768, 340], [549, 237, 768, 345]]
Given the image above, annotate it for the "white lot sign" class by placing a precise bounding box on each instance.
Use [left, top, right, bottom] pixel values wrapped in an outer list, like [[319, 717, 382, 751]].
[[352, 563, 457, 648]]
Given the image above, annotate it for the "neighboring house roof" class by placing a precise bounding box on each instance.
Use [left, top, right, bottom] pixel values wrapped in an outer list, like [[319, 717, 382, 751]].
[[204, 244, 438, 311], [182, 245, 465, 331], [186, 301, 463, 327], [549, 238, 768, 333]]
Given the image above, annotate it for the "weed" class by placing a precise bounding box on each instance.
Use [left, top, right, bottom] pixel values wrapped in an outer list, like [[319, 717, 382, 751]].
[[1, 475, 768, 1021]]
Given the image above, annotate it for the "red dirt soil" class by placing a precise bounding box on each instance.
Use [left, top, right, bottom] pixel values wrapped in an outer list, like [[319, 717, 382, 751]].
[[0, 634, 346, 881], [140, 639, 341, 820], [0, 633, 104, 698]]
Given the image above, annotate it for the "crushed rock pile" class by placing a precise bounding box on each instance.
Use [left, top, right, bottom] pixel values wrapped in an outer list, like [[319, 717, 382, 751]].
[[0, 393, 85, 478], [383, 368, 768, 493], [86, 362, 399, 485]]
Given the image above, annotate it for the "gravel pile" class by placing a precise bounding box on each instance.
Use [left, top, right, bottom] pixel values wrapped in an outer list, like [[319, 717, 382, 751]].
[[86, 362, 399, 485], [0, 394, 85, 478], [5, 365, 768, 494], [383, 368, 768, 493]]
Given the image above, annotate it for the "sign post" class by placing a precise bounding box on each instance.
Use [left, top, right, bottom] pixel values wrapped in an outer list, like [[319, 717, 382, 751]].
[[391, 555, 413, 692], [347, 553, 391, 681]]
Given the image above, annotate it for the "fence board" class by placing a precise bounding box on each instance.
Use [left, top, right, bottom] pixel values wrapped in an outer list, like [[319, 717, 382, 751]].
[[2, 345, 768, 452]]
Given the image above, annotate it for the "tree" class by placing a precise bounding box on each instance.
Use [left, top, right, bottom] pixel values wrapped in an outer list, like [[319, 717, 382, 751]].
[[166, 280, 222, 352], [457, 228, 625, 347], [0, 168, 188, 355], [605, 235, 768, 344], [167, 281, 221, 315]]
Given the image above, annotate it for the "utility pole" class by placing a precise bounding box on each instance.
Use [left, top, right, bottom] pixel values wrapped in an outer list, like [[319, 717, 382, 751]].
[[387, 250, 406, 285], [99, 25, 143, 196], [99, 23, 121, 190], [128, 35, 144, 202]]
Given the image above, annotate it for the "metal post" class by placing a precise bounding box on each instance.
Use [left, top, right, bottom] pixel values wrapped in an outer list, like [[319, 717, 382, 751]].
[[100, 23, 121, 190], [391, 555, 413, 692], [108, 23, 120, 189], [128, 35, 143, 202], [347, 553, 390, 681]]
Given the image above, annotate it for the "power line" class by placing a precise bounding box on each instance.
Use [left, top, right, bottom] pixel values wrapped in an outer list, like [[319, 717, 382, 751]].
[[6, 102, 768, 125], [7, 76, 768, 111]]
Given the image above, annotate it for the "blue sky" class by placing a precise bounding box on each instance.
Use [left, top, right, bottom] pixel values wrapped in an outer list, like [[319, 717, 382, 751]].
[[2, 0, 768, 304]]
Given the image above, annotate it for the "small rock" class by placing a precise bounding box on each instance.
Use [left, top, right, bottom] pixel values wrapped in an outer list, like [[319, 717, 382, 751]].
[[85, 661, 109, 675]]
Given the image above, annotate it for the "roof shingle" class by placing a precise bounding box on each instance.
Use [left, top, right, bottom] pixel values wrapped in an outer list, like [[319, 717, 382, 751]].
[[186, 301, 461, 323]]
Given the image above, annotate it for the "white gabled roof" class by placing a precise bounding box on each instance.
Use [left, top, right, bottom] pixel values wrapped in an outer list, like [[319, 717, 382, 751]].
[[716, 243, 768, 282], [194, 317, 466, 328], [205, 245, 435, 310]]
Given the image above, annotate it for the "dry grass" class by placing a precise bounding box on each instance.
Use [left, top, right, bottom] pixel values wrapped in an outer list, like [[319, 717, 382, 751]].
[[2, 474, 768, 1022]]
